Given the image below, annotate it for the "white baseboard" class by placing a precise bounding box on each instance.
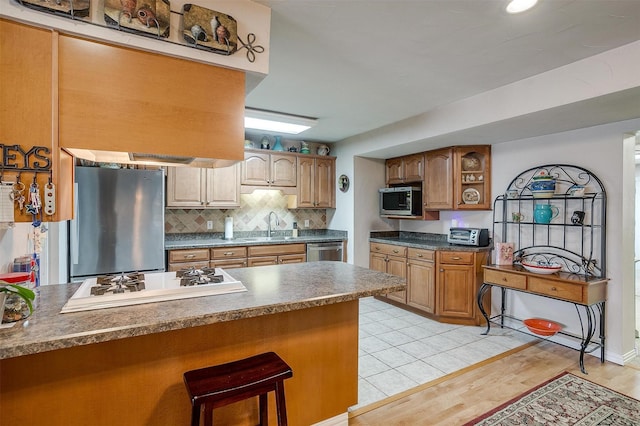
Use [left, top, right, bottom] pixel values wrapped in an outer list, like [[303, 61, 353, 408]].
[[312, 412, 348, 426]]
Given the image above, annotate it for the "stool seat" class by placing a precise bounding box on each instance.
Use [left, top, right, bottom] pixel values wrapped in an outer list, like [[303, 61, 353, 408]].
[[184, 352, 293, 426]]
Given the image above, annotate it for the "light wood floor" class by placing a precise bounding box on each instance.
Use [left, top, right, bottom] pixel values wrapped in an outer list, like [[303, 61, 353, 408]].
[[349, 341, 640, 425]]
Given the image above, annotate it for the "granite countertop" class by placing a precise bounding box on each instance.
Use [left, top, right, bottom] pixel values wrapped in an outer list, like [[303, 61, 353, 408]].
[[165, 230, 347, 250], [369, 231, 493, 252], [0, 262, 404, 360]]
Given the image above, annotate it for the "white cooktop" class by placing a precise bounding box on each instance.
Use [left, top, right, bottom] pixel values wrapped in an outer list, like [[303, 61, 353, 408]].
[[61, 269, 246, 313]]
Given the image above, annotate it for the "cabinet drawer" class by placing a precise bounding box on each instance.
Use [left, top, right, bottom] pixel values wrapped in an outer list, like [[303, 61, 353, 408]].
[[369, 243, 406, 257], [211, 247, 247, 259], [168, 249, 209, 263], [167, 261, 209, 272], [438, 251, 474, 265], [248, 243, 306, 257], [484, 269, 527, 290], [210, 259, 247, 269], [407, 248, 434, 261], [528, 278, 583, 303]]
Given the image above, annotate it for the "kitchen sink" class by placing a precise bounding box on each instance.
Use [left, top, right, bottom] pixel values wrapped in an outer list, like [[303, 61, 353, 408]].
[[235, 236, 296, 242]]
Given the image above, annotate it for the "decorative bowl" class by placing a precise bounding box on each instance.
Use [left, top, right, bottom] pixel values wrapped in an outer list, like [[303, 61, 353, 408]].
[[531, 190, 555, 198], [521, 261, 562, 274], [523, 318, 562, 336]]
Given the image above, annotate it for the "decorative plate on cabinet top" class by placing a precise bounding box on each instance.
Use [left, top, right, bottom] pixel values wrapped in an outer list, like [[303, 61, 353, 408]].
[[521, 261, 562, 274], [462, 188, 480, 204]]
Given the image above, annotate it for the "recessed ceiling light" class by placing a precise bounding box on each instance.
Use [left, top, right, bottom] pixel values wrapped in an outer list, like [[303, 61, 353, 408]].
[[506, 0, 538, 14], [244, 108, 317, 135]]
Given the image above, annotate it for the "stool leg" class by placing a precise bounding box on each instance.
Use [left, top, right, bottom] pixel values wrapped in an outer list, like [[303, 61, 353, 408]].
[[259, 394, 268, 426], [204, 402, 213, 426], [191, 404, 200, 426], [275, 381, 288, 426]]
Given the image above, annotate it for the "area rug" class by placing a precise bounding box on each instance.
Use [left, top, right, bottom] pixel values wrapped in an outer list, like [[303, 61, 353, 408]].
[[464, 372, 640, 425]]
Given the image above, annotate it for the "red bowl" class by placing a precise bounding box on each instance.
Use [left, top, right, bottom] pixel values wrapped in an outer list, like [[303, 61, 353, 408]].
[[523, 318, 562, 336]]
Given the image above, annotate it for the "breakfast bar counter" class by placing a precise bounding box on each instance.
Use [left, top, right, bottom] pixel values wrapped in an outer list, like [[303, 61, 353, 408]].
[[1, 262, 405, 425]]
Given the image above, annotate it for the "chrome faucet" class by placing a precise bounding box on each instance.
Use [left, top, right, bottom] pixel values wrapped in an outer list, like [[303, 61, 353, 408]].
[[267, 211, 279, 238]]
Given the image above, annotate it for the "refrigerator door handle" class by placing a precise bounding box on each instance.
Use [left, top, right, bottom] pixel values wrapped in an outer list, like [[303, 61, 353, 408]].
[[70, 182, 79, 266]]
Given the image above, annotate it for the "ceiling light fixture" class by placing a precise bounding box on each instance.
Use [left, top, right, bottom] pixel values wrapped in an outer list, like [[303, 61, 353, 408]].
[[244, 108, 317, 135], [506, 0, 538, 14]]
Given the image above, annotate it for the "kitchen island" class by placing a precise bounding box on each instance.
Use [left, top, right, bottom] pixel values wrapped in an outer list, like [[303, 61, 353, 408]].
[[0, 262, 405, 425]]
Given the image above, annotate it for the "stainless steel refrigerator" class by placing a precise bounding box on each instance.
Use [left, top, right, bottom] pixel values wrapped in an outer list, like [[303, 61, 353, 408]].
[[69, 166, 165, 282]]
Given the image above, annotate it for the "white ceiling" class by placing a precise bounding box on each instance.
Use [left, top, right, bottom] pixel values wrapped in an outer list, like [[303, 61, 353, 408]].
[[245, 0, 640, 149]]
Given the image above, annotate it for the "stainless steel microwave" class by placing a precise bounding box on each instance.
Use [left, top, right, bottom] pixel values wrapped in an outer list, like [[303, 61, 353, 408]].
[[447, 227, 490, 246], [379, 186, 422, 216]]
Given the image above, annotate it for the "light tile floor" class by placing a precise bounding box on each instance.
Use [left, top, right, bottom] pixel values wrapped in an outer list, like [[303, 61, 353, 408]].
[[351, 297, 537, 410]]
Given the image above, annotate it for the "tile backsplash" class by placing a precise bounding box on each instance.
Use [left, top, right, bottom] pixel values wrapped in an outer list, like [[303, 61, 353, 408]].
[[165, 190, 327, 234]]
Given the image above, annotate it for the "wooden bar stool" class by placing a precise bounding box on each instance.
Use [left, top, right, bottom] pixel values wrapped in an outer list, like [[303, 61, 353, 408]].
[[183, 352, 293, 426]]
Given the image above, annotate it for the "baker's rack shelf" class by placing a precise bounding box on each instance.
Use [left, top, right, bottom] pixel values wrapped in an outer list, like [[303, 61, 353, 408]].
[[478, 164, 607, 374]]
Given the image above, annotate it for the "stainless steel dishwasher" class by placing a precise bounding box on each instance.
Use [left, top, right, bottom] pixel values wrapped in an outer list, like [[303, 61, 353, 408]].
[[306, 242, 343, 262]]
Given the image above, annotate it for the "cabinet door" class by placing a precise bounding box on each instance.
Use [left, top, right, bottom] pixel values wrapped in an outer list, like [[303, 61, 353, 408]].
[[296, 156, 315, 207], [206, 163, 240, 208], [166, 167, 205, 208], [242, 152, 270, 186], [403, 154, 424, 183], [315, 157, 335, 208], [437, 263, 475, 319], [386, 255, 407, 303], [271, 154, 297, 187], [386, 158, 404, 185], [407, 259, 436, 314], [0, 20, 74, 222], [454, 145, 491, 210], [369, 251, 387, 273], [425, 148, 454, 210]]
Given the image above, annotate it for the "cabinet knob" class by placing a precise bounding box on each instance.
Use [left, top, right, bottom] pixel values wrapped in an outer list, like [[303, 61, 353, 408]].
[[439, 268, 444, 272], [551, 287, 557, 291], [224, 252, 234, 256], [417, 253, 423, 257], [452, 256, 461, 260], [502, 277, 508, 282], [393, 249, 399, 253], [375, 246, 380, 251]]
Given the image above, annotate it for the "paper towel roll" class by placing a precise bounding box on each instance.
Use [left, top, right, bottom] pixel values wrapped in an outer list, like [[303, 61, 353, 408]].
[[224, 217, 233, 240]]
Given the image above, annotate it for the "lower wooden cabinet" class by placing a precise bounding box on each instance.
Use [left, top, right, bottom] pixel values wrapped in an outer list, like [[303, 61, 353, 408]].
[[210, 247, 247, 269], [407, 248, 436, 314], [247, 243, 306, 266], [370, 242, 488, 325], [369, 243, 407, 303], [436, 250, 488, 325]]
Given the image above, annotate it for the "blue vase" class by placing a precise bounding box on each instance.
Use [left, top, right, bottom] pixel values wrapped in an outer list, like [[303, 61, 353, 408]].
[[272, 136, 284, 151]]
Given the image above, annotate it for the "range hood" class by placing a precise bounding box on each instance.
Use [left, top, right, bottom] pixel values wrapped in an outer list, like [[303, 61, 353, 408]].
[[66, 149, 239, 168]]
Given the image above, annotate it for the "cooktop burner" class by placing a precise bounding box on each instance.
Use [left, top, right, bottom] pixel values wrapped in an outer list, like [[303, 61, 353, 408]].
[[176, 267, 224, 286], [91, 272, 146, 295]]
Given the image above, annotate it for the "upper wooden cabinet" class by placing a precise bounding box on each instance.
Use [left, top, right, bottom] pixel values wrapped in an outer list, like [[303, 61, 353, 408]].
[[424, 148, 454, 210], [423, 145, 491, 211], [241, 150, 297, 190], [454, 145, 491, 210], [166, 163, 240, 208], [0, 19, 73, 222], [293, 156, 335, 208], [385, 154, 424, 185], [57, 34, 245, 165]]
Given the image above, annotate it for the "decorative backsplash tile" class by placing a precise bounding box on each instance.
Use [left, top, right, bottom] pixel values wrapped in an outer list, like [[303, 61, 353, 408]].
[[165, 190, 327, 234]]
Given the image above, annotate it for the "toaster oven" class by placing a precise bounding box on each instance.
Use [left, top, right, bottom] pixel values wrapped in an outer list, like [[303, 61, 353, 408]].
[[447, 227, 490, 246]]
